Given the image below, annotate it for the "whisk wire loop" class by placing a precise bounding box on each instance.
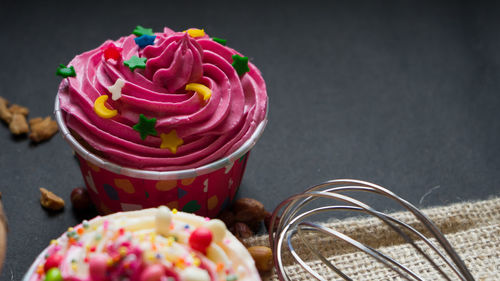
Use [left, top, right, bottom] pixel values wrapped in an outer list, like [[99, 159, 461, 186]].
[[269, 179, 475, 281]]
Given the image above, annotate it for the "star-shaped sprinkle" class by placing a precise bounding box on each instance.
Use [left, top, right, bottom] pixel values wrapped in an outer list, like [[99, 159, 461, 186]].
[[133, 114, 157, 140], [212, 37, 226, 45], [107, 78, 125, 101], [124, 56, 147, 71], [160, 130, 183, 154], [102, 43, 123, 61], [56, 64, 76, 78], [134, 35, 156, 48], [186, 28, 205, 38], [231, 54, 250, 76], [133, 25, 154, 37]]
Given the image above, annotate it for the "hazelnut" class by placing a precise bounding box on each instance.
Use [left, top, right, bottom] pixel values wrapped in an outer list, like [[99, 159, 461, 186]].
[[70, 187, 91, 210], [230, 222, 253, 240], [232, 198, 266, 223], [217, 210, 236, 229], [264, 211, 281, 233], [247, 246, 273, 272]]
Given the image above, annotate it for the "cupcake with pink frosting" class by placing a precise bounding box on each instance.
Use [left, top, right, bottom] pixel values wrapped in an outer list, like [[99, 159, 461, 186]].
[[55, 26, 268, 216], [23, 206, 261, 281]]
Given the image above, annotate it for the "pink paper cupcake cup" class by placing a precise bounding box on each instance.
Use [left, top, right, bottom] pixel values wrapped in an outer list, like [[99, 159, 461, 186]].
[[54, 98, 267, 217]]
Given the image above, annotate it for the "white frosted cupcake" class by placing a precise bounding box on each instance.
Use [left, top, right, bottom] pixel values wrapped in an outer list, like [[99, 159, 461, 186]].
[[24, 207, 260, 281]]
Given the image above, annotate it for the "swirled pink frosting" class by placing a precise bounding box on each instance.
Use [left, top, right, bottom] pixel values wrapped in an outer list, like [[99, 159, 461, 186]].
[[58, 27, 267, 171]]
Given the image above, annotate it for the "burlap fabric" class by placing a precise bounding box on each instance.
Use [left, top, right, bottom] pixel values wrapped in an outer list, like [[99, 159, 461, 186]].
[[244, 197, 500, 280]]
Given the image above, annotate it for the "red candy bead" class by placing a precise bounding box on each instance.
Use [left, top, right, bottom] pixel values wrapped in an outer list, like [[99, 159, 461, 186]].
[[44, 253, 63, 272], [188, 227, 213, 254], [102, 43, 123, 61]]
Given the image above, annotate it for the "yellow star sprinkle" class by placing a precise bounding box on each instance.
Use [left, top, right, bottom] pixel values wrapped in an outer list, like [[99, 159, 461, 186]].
[[160, 130, 183, 153], [185, 83, 212, 101], [186, 28, 205, 38]]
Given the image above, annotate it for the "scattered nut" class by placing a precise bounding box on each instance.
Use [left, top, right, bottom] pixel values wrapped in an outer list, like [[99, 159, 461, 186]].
[[232, 198, 266, 224], [217, 210, 236, 229], [230, 222, 254, 241], [40, 188, 65, 211], [29, 116, 58, 142], [8, 104, 29, 116], [247, 246, 273, 272], [0, 97, 12, 123], [70, 187, 92, 210], [9, 113, 29, 135], [264, 211, 280, 233]]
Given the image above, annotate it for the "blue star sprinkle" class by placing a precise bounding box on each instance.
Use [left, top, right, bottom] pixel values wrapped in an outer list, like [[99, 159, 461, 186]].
[[134, 35, 156, 48]]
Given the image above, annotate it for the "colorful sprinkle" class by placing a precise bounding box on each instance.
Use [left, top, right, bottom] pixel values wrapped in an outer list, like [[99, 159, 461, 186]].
[[212, 37, 227, 45], [124, 55, 147, 71], [102, 43, 123, 61], [36, 265, 44, 275], [82, 220, 89, 228], [185, 83, 212, 101], [226, 274, 238, 281], [216, 263, 225, 272], [44, 268, 63, 281], [160, 130, 183, 153], [133, 25, 154, 36], [133, 114, 157, 140], [56, 64, 76, 78], [172, 208, 178, 214], [167, 236, 175, 246], [50, 240, 58, 245], [186, 28, 205, 38], [134, 35, 156, 48], [231, 54, 250, 76], [93, 95, 118, 119], [108, 78, 125, 101]]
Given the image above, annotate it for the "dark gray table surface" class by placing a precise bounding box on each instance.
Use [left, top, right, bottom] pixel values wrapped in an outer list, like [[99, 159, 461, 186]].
[[1, 0, 500, 279]]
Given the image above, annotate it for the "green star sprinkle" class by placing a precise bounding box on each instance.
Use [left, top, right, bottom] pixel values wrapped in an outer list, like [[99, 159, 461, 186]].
[[56, 64, 76, 78], [133, 25, 154, 37], [124, 56, 147, 71], [212, 37, 227, 45], [231, 54, 250, 76], [133, 114, 157, 140]]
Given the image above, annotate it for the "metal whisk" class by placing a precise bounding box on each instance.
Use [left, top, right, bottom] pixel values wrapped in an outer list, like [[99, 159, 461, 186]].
[[268, 179, 475, 281]]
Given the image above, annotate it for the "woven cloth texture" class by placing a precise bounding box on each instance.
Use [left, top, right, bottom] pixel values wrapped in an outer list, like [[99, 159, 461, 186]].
[[244, 197, 500, 280]]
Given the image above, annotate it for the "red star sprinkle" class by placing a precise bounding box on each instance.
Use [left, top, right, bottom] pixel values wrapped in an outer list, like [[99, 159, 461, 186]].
[[102, 43, 123, 61]]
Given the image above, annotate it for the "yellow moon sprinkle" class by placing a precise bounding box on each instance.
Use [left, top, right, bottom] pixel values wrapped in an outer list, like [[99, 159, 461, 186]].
[[93, 95, 117, 119], [186, 28, 205, 38], [185, 83, 211, 101]]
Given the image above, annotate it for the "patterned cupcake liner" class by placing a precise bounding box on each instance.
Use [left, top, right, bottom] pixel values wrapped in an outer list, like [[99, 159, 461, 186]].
[[54, 98, 267, 217]]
